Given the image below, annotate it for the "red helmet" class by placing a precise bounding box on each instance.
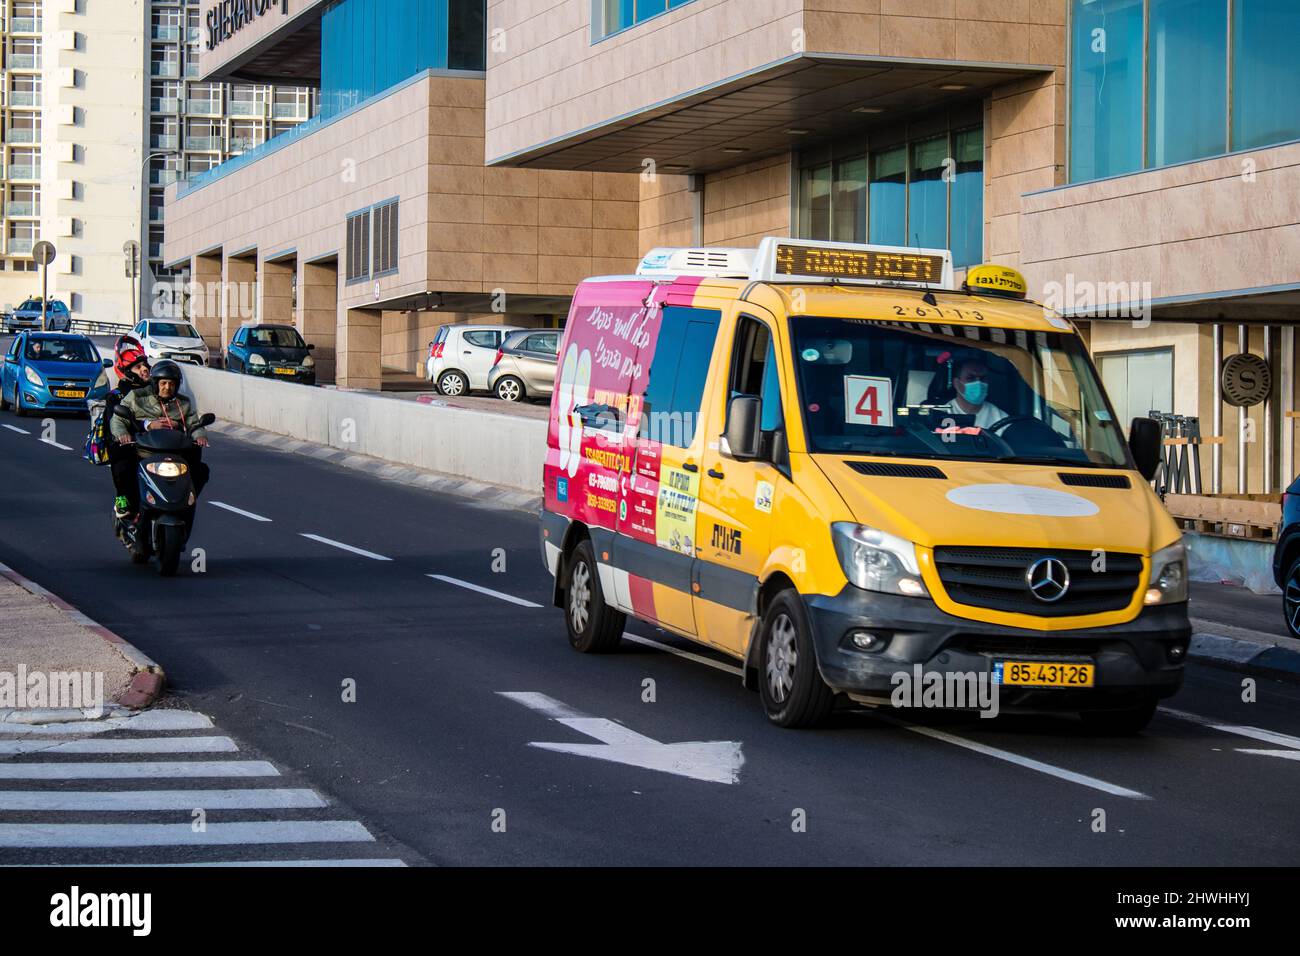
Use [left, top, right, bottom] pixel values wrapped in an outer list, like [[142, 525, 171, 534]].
[[115, 346, 149, 383]]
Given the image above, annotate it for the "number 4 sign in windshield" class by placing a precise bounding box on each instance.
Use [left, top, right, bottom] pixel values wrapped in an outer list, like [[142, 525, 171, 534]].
[[844, 375, 894, 428]]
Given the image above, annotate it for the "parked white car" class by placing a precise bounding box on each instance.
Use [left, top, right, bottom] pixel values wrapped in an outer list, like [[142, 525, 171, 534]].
[[425, 324, 522, 396], [130, 320, 211, 366]]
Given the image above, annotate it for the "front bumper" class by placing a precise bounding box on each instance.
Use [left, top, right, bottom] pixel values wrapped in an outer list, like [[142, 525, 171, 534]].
[[247, 364, 315, 385], [805, 586, 1189, 710], [23, 382, 108, 411]]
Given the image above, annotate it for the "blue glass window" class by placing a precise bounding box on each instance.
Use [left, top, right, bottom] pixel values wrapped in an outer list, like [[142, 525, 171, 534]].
[[640, 307, 721, 448], [1147, 0, 1227, 167], [908, 135, 949, 250], [1069, 0, 1144, 181], [868, 146, 906, 247], [599, 0, 696, 39], [1232, 0, 1300, 150], [949, 128, 984, 269]]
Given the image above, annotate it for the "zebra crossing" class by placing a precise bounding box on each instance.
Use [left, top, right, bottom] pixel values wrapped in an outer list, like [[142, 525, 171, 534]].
[[0, 708, 409, 866]]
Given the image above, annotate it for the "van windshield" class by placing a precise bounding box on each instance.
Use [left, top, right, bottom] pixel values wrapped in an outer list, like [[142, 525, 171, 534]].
[[789, 316, 1131, 468]]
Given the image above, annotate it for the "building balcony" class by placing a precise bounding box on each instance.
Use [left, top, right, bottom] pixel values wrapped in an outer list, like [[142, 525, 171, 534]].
[[6, 55, 40, 70], [152, 25, 181, 41], [7, 92, 41, 107], [229, 137, 262, 152], [152, 97, 181, 114], [150, 133, 179, 150], [10, 18, 41, 33], [150, 62, 180, 78], [149, 205, 165, 222], [8, 238, 34, 255], [5, 129, 39, 144], [5, 202, 37, 217], [184, 136, 221, 151], [228, 101, 264, 117], [184, 62, 199, 77], [272, 103, 309, 119], [186, 99, 221, 116], [149, 169, 181, 186], [7, 165, 38, 181]]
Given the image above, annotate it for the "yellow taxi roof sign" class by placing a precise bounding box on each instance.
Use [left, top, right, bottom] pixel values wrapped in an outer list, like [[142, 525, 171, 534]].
[[964, 264, 1028, 300]]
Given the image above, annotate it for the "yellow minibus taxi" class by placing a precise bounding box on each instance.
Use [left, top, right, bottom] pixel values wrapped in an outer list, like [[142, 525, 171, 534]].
[[539, 237, 1188, 733]]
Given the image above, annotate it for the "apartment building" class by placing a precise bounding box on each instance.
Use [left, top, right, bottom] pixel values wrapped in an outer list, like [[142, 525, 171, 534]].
[[0, 0, 314, 325]]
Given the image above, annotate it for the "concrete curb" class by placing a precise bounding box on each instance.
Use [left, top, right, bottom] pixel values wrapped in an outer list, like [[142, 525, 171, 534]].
[[1189, 617, 1300, 682], [0, 561, 166, 709], [209, 420, 543, 514]]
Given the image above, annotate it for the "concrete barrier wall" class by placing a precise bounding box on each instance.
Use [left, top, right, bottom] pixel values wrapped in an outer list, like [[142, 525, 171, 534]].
[[180, 366, 547, 494]]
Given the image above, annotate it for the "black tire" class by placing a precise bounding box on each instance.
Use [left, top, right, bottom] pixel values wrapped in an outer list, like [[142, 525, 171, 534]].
[[1283, 556, 1300, 639], [495, 375, 526, 403], [758, 590, 836, 728], [438, 370, 468, 397], [564, 539, 625, 653], [13, 389, 27, 418], [157, 524, 183, 577], [1080, 696, 1158, 735], [0, 384, 9, 411]]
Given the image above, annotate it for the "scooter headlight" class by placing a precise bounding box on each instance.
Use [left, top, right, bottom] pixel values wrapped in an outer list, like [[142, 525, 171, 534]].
[[831, 523, 928, 598], [1144, 540, 1188, 605], [145, 461, 188, 479]]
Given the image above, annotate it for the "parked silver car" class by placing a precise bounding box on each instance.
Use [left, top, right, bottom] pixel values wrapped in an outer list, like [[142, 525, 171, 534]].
[[487, 329, 559, 402], [426, 324, 522, 396]]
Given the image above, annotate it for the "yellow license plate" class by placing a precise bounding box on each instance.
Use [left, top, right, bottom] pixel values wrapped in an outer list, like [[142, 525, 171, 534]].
[[273, 368, 297, 376], [54, 389, 85, 399], [998, 660, 1095, 687]]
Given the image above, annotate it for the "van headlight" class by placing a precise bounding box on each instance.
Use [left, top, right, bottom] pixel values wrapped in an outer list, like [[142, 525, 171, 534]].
[[1144, 540, 1188, 605], [24, 366, 42, 387], [145, 461, 188, 478], [831, 523, 928, 598]]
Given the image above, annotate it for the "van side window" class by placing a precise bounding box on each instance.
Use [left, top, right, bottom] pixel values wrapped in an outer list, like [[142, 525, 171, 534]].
[[639, 306, 721, 449], [728, 315, 786, 462]]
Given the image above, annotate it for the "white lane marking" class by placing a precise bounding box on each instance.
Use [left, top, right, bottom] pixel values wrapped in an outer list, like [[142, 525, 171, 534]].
[[888, 720, 1150, 800], [300, 533, 392, 562], [1159, 706, 1300, 750], [0, 710, 213, 735], [500, 691, 744, 785], [0, 736, 238, 755], [0, 820, 374, 848], [0, 789, 326, 811], [427, 574, 543, 608], [1235, 749, 1300, 761], [1, 424, 29, 434], [0, 760, 279, 779], [622, 632, 744, 676], [210, 501, 272, 522], [66, 859, 408, 868], [41, 439, 73, 451]]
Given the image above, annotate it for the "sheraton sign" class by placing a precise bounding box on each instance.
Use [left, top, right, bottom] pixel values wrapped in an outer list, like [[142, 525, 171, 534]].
[[206, 0, 288, 52]]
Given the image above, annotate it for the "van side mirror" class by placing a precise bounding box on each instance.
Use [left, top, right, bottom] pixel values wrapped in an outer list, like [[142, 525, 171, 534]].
[[1129, 417, 1162, 481], [724, 395, 762, 461]]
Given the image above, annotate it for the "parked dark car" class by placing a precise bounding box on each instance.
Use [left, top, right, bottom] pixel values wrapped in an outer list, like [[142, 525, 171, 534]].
[[1273, 478, 1300, 637], [225, 324, 316, 385]]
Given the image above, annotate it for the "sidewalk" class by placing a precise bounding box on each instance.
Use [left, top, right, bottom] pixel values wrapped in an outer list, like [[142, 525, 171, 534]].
[[0, 563, 164, 715]]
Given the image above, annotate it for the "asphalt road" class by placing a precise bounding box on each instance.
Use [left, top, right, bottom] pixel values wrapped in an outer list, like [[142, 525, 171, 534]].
[[1, 404, 1298, 866]]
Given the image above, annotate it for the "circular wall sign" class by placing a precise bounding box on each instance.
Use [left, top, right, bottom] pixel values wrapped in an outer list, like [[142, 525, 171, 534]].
[[1221, 353, 1271, 407], [31, 240, 56, 266]]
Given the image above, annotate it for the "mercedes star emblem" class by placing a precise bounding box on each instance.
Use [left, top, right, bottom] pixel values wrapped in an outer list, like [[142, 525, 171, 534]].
[[1026, 557, 1070, 603]]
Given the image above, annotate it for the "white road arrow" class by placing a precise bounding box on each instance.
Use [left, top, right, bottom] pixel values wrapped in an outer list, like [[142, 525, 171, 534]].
[[499, 692, 744, 785]]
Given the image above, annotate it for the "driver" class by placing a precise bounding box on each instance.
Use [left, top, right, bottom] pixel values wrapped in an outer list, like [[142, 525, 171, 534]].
[[938, 355, 1008, 429], [109, 360, 210, 520]]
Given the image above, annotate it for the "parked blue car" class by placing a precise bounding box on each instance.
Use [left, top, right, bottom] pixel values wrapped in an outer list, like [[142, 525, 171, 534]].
[[0, 332, 111, 416], [5, 297, 72, 333]]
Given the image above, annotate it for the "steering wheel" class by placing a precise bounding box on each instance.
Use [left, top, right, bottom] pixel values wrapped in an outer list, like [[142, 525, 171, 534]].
[[986, 414, 1070, 449]]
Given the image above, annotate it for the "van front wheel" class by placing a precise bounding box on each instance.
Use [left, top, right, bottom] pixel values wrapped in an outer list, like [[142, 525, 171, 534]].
[[565, 540, 624, 653], [758, 591, 835, 728]]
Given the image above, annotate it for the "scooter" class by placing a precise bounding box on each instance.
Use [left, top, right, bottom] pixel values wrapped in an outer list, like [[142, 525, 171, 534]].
[[112, 410, 216, 577]]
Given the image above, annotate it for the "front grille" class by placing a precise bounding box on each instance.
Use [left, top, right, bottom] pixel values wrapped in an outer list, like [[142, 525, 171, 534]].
[[932, 546, 1142, 617], [1059, 472, 1131, 489], [846, 461, 947, 479]]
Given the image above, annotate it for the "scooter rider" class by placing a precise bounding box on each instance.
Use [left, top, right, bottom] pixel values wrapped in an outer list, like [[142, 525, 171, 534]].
[[109, 360, 210, 519], [107, 343, 152, 518]]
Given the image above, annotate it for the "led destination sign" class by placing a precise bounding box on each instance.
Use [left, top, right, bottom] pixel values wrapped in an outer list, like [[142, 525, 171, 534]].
[[206, 0, 287, 52], [773, 244, 946, 285]]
